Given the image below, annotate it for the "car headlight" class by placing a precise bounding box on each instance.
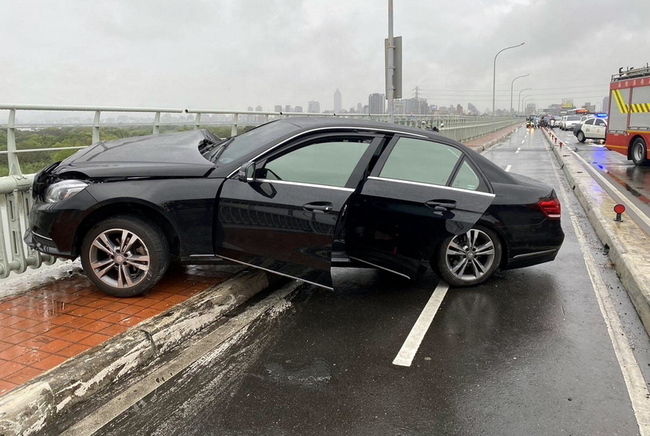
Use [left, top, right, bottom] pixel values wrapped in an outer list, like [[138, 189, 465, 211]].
[[44, 180, 89, 203]]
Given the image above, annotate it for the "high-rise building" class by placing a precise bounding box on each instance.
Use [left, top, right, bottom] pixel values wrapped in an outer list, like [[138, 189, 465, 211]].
[[334, 89, 342, 113], [308, 101, 321, 113], [369, 93, 385, 114], [274, 105, 283, 113]]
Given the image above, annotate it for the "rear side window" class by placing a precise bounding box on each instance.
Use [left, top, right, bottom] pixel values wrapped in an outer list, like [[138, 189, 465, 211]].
[[379, 137, 460, 186], [378, 137, 484, 191]]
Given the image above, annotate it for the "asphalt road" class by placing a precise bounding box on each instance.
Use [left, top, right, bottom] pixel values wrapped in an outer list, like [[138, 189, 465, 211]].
[[62, 128, 650, 436]]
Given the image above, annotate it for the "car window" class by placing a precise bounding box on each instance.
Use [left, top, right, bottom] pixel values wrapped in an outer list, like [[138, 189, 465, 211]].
[[379, 137, 461, 186], [596, 119, 606, 126], [451, 160, 481, 191], [263, 139, 371, 188], [585, 119, 595, 125]]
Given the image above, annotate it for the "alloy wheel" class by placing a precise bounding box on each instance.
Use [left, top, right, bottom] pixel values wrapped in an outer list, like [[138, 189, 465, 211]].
[[444, 228, 496, 282], [88, 228, 151, 289]]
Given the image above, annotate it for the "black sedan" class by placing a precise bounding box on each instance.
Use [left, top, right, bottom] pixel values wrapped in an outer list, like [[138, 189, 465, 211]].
[[25, 117, 564, 297]]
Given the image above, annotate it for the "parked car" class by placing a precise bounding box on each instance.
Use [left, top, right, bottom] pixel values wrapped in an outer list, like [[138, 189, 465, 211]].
[[25, 117, 564, 296], [574, 118, 607, 142], [562, 115, 582, 131], [572, 115, 596, 135]]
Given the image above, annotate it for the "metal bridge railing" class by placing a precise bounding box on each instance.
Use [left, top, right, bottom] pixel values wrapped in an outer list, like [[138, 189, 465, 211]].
[[0, 104, 522, 278]]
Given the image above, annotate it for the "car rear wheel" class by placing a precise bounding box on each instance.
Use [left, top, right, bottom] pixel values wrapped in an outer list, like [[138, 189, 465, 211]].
[[81, 216, 170, 297], [431, 225, 502, 287], [631, 138, 648, 165], [577, 131, 586, 142]]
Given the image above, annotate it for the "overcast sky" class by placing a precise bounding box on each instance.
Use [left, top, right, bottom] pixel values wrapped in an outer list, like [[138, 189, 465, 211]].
[[2, 0, 649, 114]]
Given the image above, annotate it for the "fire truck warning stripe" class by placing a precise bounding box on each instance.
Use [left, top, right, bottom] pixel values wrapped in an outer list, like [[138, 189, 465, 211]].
[[612, 89, 629, 114], [631, 103, 650, 113], [612, 89, 650, 114]]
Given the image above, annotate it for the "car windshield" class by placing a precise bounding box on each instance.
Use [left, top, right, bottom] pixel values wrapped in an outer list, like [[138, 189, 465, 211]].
[[211, 120, 302, 165], [567, 116, 581, 121]]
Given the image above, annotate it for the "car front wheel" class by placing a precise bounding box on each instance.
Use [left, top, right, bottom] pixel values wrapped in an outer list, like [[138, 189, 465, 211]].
[[431, 225, 502, 287], [631, 138, 648, 165], [577, 131, 586, 142], [80, 216, 170, 297]]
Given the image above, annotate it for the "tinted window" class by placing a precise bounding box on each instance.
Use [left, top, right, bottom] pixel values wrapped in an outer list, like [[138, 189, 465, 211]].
[[596, 119, 606, 126], [585, 119, 595, 125], [263, 140, 370, 188], [452, 160, 481, 191], [379, 137, 461, 186]]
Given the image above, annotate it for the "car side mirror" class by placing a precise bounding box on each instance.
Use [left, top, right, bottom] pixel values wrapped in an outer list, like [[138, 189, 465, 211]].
[[238, 161, 256, 183]]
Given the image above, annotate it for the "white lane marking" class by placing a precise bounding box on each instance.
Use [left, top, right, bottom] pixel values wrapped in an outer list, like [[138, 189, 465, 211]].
[[393, 281, 449, 367], [551, 156, 650, 435], [521, 139, 526, 144], [505, 165, 512, 172], [516, 148, 521, 153]]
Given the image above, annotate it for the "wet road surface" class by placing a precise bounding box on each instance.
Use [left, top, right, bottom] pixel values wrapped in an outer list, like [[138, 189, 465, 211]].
[[61, 128, 650, 436]]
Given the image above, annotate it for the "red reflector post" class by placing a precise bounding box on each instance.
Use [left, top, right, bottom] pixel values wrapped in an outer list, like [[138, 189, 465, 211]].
[[538, 199, 561, 219], [614, 204, 625, 222]]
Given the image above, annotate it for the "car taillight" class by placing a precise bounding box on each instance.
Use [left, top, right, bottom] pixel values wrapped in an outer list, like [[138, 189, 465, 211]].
[[538, 198, 561, 219]]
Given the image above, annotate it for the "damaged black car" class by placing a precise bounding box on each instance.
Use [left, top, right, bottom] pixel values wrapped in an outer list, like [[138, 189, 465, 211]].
[[25, 117, 564, 297]]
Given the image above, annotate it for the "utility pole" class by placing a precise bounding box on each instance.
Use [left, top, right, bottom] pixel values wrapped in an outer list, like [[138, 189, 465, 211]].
[[385, 0, 402, 123], [386, 0, 395, 123]]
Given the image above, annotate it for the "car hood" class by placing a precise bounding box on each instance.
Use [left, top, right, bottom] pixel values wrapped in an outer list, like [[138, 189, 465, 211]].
[[55, 130, 219, 178]]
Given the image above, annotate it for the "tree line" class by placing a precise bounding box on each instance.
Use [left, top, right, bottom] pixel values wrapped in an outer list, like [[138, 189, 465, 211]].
[[0, 125, 234, 177]]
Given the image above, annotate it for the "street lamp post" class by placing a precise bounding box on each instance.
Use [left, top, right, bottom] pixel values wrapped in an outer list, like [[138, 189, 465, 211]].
[[522, 97, 534, 115], [492, 42, 525, 117], [510, 73, 530, 115], [518, 88, 532, 114]]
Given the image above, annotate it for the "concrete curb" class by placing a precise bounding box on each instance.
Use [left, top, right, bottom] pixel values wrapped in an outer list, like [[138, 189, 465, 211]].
[[462, 125, 521, 153], [543, 129, 650, 336], [0, 268, 284, 436]]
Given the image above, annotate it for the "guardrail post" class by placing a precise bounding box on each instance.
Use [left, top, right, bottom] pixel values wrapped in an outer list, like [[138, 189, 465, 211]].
[[194, 113, 202, 130], [7, 110, 22, 177], [93, 110, 101, 144], [153, 112, 161, 135], [231, 113, 239, 137]]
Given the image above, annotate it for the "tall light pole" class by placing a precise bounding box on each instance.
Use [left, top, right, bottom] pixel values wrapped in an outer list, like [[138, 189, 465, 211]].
[[387, 0, 395, 123], [510, 73, 530, 115], [492, 42, 525, 116], [518, 87, 532, 114], [522, 97, 534, 115]]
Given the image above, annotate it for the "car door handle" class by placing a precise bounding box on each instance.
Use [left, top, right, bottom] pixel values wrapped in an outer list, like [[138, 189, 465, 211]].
[[303, 202, 334, 212], [425, 200, 457, 211]]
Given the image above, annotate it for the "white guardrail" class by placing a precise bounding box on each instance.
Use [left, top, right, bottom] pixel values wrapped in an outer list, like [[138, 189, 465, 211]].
[[0, 104, 522, 278]]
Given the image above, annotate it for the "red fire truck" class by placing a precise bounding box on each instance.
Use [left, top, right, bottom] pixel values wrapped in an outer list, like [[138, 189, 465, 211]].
[[606, 66, 650, 165]]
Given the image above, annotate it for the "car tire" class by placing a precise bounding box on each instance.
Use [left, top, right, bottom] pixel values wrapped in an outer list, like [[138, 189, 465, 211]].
[[631, 138, 648, 165], [80, 216, 170, 297], [431, 225, 502, 287], [577, 131, 586, 143]]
